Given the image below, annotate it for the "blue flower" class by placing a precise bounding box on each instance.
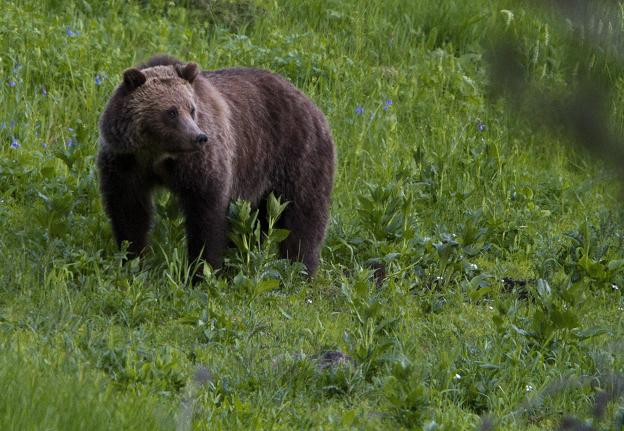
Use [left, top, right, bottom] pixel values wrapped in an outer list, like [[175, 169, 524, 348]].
[[8, 80, 16, 87], [383, 105, 389, 111], [65, 27, 79, 37], [10, 137, 20, 149], [67, 138, 75, 147], [9, 120, 15, 129], [95, 73, 104, 86], [68, 127, 74, 133], [385, 99, 393, 106], [42, 142, 47, 149], [476, 120, 486, 132], [41, 86, 47, 96], [355, 106, 364, 115]]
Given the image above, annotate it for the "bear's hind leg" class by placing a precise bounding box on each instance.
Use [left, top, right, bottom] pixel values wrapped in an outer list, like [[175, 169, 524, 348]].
[[278, 199, 329, 275]]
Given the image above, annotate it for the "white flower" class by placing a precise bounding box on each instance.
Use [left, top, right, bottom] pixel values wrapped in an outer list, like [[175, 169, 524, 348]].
[[306, 298, 312, 304], [454, 373, 461, 380], [525, 384, 534, 392]]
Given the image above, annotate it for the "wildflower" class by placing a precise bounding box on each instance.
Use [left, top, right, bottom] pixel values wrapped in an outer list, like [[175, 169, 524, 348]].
[[525, 384, 534, 392], [385, 99, 393, 106], [305, 298, 312, 304], [10, 137, 20, 149], [67, 138, 75, 147], [42, 142, 47, 149], [8, 80, 16, 87], [41, 86, 47, 96], [9, 120, 15, 129], [454, 373, 461, 380], [355, 106, 364, 115], [68, 127, 74, 133], [476, 120, 487, 132], [95, 73, 105, 86], [65, 27, 79, 37]]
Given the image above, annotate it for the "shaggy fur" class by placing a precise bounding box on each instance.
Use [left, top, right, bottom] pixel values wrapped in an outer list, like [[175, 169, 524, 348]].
[[97, 55, 336, 275]]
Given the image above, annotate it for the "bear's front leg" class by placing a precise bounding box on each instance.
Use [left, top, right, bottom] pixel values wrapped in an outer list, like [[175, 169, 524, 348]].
[[178, 188, 229, 274], [97, 152, 154, 259]]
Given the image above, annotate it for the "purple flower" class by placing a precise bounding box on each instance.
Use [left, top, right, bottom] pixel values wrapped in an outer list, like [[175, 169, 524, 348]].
[[95, 73, 104, 86], [385, 99, 393, 106], [10, 137, 20, 149], [42, 142, 47, 149], [41, 86, 47, 96], [68, 127, 74, 133], [476, 121, 486, 132], [383, 105, 389, 111], [67, 138, 75, 147], [8, 80, 16, 87], [355, 106, 364, 115]]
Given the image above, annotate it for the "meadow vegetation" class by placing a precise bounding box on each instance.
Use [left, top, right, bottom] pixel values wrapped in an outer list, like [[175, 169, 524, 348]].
[[1, 0, 624, 429]]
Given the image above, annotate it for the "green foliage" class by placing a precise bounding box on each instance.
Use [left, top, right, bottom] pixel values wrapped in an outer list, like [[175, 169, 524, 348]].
[[226, 193, 301, 301], [341, 269, 398, 379], [1, 0, 624, 429]]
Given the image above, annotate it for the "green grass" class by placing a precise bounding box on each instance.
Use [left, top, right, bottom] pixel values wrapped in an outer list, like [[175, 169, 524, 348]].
[[2, 0, 624, 429]]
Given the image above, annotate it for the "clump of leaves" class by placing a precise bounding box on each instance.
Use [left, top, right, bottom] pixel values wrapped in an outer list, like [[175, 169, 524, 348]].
[[563, 221, 624, 289], [356, 181, 414, 243], [226, 193, 299, 300], [341, 269, 398, 380], [494, 278, 607, 352], [380, 356, 430, 427]]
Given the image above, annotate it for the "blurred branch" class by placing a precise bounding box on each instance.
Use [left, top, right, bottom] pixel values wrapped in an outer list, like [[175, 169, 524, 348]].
[[485, 0, 624, 179]]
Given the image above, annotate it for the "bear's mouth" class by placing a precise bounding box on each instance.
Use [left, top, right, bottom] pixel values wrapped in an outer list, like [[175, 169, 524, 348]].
[[169, 148, 201, 154]]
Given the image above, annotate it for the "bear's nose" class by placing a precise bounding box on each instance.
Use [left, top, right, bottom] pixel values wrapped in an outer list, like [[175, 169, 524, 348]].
[[196, 133, 208, 144]]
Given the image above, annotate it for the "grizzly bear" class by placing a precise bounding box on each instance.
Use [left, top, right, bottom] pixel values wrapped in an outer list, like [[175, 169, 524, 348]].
[[97, 55, 335, 276]]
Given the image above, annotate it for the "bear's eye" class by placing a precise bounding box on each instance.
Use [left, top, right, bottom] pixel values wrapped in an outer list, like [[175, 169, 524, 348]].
[[167, 108, 178, 119], [190, 107, 196, 118]]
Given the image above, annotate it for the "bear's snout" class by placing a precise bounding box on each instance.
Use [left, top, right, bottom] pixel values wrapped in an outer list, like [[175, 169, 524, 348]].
[[196, 133, 208, 144]]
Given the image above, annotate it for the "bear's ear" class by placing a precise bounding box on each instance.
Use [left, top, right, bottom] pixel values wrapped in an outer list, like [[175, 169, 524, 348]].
[[176, 63, 199, 84], [123, 68, 146, 92]]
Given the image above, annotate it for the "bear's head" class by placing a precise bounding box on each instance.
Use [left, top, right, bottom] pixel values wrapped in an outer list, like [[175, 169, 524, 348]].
[[102, 63, 208, 154]]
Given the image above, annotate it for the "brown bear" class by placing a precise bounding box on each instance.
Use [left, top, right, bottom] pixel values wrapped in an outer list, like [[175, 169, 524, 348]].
[[97, 55, 335, 276]]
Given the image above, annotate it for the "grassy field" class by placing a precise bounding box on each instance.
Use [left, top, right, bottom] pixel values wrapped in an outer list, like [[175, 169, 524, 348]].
[[2, 0, 624, 429]]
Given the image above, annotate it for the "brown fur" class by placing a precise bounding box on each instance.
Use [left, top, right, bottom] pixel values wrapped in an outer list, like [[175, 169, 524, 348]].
[[97, 55, 336, 276]]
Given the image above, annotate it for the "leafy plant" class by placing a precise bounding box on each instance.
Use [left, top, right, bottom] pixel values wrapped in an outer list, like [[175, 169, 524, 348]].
[[341, 269, 398, 380]]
